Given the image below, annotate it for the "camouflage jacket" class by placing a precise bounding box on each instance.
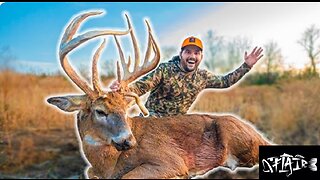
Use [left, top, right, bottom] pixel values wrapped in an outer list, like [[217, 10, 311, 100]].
[[129, 56, 251, 117]]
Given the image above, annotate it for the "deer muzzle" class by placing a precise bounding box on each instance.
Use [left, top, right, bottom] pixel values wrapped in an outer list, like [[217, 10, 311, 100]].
[[111, 131, 137, 151]]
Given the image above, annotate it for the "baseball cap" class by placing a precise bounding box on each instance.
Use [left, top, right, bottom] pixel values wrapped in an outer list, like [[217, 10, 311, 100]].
[[181, 36, 203, 50]]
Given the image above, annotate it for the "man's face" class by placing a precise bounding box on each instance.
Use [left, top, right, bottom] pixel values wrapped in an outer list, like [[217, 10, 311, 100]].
[[180, 45, 203, 72]]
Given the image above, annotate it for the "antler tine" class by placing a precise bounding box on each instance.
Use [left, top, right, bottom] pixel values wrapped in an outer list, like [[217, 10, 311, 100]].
[[117, 61, 121, 82], [123, 19, 161, 84], [59, 11, 130, 99], [61, 12, 101, 44], [143, 20, 161, 70], [113, 17, 160, 116], [124, 14, 141, 74], [147, 23, 161, 68], [92, 39, 106, 95], [124, 92, 148, 116], [142, 20, 153, 66], [60, 11, 130, 58], [114, 35, 131, 80]]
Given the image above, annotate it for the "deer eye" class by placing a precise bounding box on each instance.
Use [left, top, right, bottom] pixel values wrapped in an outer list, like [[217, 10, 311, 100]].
[[95, 109, 107, 117]]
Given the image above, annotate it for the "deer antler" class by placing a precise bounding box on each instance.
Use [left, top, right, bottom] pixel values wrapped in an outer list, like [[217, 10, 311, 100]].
[[114, 15, 161, 85], [113, 14, 160, 116], [124, 92, 149, 116], [92, 39, 106, 96], [59, 11, 130, 99]]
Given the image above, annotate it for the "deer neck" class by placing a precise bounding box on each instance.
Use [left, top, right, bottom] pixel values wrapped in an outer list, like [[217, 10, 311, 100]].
[[82, 143, 121, 178]]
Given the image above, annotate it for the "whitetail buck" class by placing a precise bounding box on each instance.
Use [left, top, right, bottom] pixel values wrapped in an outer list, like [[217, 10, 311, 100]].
[[47, 11, 271, 179]]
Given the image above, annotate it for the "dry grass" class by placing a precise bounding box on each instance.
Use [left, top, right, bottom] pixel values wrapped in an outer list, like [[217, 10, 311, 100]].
[[191, 78, 320, 145], [0, 71, 73, 132], [0, 70, 319, 176], [0, 71, 111, 174], [0, 71, 113, 131]]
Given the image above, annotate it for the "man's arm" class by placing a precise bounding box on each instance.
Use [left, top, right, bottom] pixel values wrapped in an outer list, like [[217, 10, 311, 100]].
[[205, 62, 251, 88], [128, 64, 164, 96], [205, 46, 263, 88]]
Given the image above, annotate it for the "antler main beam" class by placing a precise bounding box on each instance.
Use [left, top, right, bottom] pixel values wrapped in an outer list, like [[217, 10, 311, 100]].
[[59, 11, 130, 99]]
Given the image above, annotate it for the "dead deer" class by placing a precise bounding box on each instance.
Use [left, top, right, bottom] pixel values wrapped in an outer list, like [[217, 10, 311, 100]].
[[47, 11, 271, 179]]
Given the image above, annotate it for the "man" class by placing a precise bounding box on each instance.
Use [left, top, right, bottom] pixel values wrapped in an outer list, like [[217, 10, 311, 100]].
[[110, 36, 263, 117]]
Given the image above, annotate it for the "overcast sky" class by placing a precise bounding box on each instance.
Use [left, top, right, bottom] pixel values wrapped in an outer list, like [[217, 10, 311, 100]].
[[1, 2, 320, 74]]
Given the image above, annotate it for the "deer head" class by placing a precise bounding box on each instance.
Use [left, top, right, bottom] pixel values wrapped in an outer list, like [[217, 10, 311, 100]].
[[47, 11, 160, 151]]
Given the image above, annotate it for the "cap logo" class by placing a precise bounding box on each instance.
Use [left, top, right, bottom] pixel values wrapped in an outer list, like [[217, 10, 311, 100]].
[[189, 37, 195, 43]]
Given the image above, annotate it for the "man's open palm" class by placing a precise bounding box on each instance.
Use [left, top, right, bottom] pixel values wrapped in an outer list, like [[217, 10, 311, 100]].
[[244, 47, 263, 68]]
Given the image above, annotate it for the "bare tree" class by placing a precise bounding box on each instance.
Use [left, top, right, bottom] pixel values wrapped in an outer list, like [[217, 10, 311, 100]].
[[264, 41, 283, 73], [0, 45, 16, 155], [101, 59, 116, 78], [78, 62, 91, 82], [298, 24, 320, 75], [0, 46, 16, 71], [161, 46, 177, 61], [203, 30, 224, 72], [225, 36, 251, 72], [263, 40, 283, 81]]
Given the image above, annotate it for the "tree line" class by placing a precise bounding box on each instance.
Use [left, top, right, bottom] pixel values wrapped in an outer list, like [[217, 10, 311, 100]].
[[161, 24, 320, 85]]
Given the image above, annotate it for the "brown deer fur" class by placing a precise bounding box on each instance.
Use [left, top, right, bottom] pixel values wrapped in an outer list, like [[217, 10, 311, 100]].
[[48, 92, 270, 179]]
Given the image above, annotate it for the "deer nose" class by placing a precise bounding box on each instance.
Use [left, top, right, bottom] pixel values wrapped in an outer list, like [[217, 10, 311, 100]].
[[112, 134, 136, 151]]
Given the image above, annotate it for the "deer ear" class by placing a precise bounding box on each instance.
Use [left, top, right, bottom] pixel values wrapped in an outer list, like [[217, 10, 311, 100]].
[[47, 95, 88, 112], [125, 97, 135, 107]]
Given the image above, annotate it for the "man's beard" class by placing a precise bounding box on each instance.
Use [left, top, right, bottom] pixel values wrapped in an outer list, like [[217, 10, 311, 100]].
[[184, 58, 198, 72]]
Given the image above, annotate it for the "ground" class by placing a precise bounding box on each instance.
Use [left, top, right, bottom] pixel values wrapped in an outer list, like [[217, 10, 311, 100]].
[[0, 128, 87, 179]]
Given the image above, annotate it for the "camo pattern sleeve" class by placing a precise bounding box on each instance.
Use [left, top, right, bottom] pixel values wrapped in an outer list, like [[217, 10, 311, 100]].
[[205, 62, 251, 88], [128, 64, 165, 96]]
